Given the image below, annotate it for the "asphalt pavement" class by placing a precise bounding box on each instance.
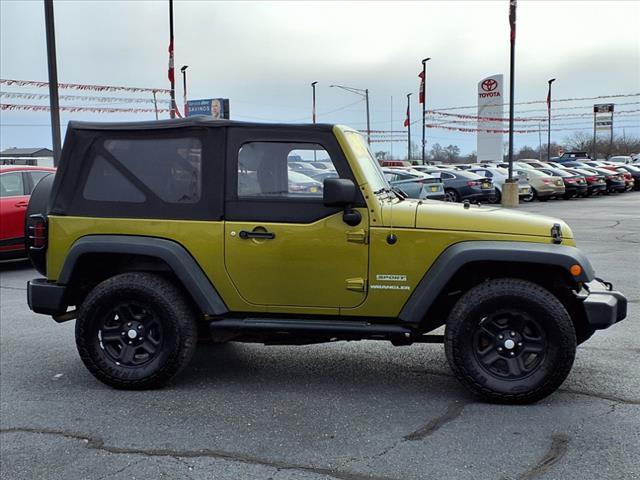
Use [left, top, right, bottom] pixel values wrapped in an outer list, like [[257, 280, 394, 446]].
[[1, 192, 639, 480]]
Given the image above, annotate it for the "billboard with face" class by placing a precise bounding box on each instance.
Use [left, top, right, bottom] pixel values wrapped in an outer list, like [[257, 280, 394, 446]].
[[186, 98, 230, 119]]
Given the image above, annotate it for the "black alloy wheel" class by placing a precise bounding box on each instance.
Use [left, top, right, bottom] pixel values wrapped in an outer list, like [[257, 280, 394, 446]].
[[445, 278, 576, 404], [76, 272, 198, 389], [472, 310, 546, 380], [98, 301, 164, 367]]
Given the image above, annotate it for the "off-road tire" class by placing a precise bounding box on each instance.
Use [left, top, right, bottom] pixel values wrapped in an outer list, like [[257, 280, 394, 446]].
[[76, 272, 198, 389], [444, 278, 576, 404]]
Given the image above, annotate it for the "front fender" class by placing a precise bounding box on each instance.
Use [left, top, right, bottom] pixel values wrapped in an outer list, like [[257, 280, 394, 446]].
[[398, 241, 595, 325]]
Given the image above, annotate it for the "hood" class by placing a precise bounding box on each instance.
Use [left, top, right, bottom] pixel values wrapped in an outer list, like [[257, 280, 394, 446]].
[[382, 200, 573, 240]]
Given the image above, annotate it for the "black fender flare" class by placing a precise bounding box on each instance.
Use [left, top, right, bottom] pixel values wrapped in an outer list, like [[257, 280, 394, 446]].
[[399, 241, 595, 325], [58, 235, 228, 315]]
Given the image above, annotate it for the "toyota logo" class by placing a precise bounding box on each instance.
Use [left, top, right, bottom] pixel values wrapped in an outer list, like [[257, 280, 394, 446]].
[[481, 79, 498, 92]]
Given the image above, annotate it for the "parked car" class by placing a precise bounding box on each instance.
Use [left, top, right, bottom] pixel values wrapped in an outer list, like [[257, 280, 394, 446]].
[[607, 155, 633, 165], [518, 159, 556, 170], [310, 170, 339, 183], [422, 168, 494, 203], [288, 170, 323, 194], [309, 161, 336, 171], [556, 151, 591, 163], [613, 165, 640, 190], [562, 168, 608, 196], [382, 168, 445, 200], [537, 168, 588, 199], [288, 161, 324, 178], [0, 165, 56, 259], [579, 167, 626, 193], [592, 164, 636, 191], [522, 169, 565, 201], [467, 166, 531, 203]]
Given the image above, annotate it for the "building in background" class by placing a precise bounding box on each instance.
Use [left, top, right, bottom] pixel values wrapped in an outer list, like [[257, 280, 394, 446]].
[[0, 147, 54, 167]]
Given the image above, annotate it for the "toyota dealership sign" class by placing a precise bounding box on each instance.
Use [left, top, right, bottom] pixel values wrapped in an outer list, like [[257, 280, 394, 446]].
[[477, 74, 504, 161]]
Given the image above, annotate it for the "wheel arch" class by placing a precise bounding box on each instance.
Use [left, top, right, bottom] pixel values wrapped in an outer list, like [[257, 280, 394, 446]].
[[59, 235, 228, 316], [400, 241, 595, 332]]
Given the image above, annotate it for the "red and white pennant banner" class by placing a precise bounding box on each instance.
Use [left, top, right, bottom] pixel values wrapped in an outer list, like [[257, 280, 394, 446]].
[[1, 79, 170, 94], [1, 103, 170, 114]]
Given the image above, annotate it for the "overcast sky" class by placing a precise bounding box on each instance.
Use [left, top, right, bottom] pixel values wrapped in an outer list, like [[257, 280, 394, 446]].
[[1, 0, 638, 156]]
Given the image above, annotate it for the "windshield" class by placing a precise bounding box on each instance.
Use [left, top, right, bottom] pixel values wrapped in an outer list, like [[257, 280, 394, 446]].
[[343, 131, 389, 193]]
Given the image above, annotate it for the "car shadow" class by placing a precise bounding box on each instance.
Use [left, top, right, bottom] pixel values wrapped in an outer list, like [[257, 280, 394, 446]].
[[0, 258, 32, 272]]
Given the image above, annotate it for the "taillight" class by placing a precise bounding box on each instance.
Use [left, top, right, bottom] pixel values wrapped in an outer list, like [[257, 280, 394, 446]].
[[585, 175, 597, 182], [542, 178, 553, 185], [27, 214, 48, 250], [467, 180, 481, 187], [565, 178, 576, 183]]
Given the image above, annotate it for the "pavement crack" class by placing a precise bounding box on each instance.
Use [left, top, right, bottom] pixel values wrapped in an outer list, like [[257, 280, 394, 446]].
[[0, 285, 27, 291], [403, 400, 469, 441], [559, 388, 640, 405], [514, 433, 571, 480], [0, 427, 402, 480]]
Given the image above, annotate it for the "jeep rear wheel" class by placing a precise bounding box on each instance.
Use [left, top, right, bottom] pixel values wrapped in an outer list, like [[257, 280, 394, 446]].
[[76, 273, 197, 389], [444, 278, 576, 404]]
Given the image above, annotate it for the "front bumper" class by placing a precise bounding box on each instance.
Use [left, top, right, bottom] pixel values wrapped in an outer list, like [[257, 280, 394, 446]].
[[578, 279, 627, 329]]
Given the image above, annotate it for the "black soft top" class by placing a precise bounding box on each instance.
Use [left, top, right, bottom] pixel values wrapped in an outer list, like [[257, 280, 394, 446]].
[[67, 116, 335, 132]]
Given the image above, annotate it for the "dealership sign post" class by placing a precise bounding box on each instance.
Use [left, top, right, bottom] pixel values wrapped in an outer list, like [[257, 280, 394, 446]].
[[476, 74, 504, 163], [593, 103, 614, 159]]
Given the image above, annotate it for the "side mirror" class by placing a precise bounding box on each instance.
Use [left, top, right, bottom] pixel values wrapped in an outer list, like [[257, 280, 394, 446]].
[[323, 178, 361, 226], [323, 178, 357, 206]]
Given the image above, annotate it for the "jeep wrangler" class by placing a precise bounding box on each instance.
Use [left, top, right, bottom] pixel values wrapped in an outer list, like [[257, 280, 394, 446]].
[[26, 118, 627, 404]]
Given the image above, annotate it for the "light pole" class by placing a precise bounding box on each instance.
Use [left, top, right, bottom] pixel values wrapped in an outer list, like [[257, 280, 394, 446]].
[[547, 78, 556, 161], [330, 84, 370, 144], [181, 65, 188, 116], [44, 0, 61, 166], [421, 57, 431, 165], [406, 93, 412, 160], [168, 0, 176, 118], [311, 81, 318, 123]]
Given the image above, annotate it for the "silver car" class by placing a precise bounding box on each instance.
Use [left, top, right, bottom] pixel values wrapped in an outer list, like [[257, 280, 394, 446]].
[[468, 166, 532, 203]]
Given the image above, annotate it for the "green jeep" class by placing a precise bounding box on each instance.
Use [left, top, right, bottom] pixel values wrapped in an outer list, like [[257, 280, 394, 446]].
[[26, 118, 627, 403]]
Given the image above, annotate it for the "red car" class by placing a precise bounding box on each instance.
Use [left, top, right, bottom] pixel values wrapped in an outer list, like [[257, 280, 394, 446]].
[[0, 165, 56, 259]]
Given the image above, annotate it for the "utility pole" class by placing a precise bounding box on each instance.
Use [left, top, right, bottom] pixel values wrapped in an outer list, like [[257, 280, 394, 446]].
[[311, 81, 318, 123], [406, 93, 412, 161], [421, 58, 431, 165], [547, 78, 556, 161], [152, 90, 159, 120], [390, 96, 393, 159], [181, 65, 189, 116], [168, 0, 176, 118], [502, 0, 519, 207], [330, 84, 370, 144], [44, 0, 61, 166]]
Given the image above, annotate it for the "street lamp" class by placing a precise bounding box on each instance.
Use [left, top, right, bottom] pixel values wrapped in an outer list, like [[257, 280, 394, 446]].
[[421, 57, 431, 164], [406, 93, 412, 160], [330, 84, 370, 144], [180, 65, 189, 117], [311, 81, 318, 123], [547, 78, 556, 161]]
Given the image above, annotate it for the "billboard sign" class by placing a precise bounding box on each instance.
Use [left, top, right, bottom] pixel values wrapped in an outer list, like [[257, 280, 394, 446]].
[[186, 98, 230, 119], [477, 74, 504, 162], [594, 103, 614, 131]]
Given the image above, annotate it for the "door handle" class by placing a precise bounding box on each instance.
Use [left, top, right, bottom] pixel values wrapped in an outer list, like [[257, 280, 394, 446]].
[[15, 201, 29, 208], [239, 230, 276, 240]]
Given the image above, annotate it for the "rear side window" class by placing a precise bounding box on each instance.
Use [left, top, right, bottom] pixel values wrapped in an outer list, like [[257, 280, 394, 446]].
[[83, 155, 146, 203], [0, 172, 25, 197], [103, 137, 202, 203]]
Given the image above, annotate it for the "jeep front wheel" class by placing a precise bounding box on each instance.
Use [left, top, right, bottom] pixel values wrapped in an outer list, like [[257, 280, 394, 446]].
[[75, 272, 197, 389], [444, 278, 576, 404]]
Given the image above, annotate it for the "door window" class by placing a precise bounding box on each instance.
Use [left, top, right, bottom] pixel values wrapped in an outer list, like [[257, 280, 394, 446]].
[[237, 142, 334, 198], [0, 172, 26, 197], [27, 171, 54, 194]]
